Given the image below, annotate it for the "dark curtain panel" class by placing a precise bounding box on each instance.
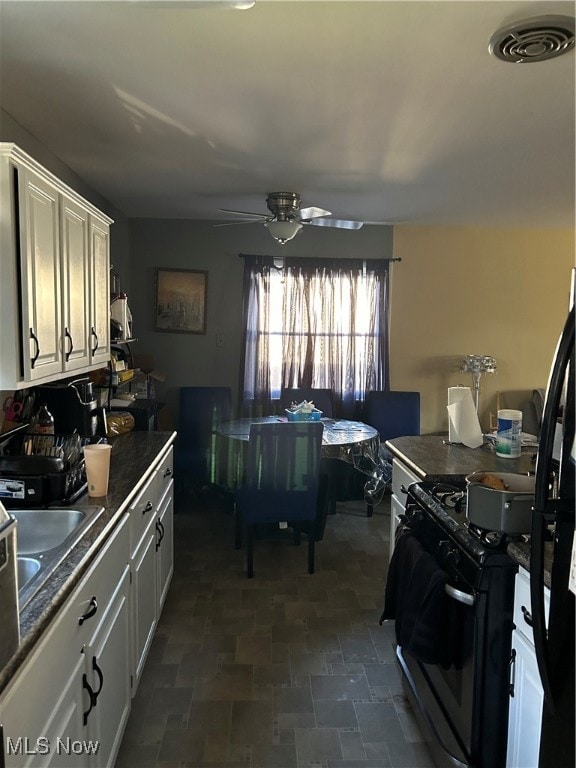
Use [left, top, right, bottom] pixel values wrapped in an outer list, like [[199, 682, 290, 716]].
[[239, 255, 390, 418]]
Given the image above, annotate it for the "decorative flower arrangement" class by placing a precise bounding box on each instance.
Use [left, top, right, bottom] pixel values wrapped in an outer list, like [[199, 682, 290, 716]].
[[460, 355, 497, 411]]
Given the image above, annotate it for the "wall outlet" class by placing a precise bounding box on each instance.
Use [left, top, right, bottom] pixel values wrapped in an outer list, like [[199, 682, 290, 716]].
[[216, 333, 224, 348]]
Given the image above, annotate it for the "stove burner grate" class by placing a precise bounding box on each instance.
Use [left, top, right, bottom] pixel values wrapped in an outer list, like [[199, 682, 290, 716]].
[[430, 483, 466, 510], [466, 522, 507, 548]]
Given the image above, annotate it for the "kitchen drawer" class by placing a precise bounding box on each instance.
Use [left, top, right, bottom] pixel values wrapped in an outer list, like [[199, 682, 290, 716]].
[[513, 567, 550, 643], [390, 494, 406, 560], [391, 457, 420, 501], [67, 514, 130, 646], [129, 469, 159, 555], [155, 445, 174, 499]]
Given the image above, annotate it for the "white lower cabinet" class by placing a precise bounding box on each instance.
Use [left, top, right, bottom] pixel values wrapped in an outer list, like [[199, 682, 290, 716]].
[[129, 445, 174, 694], [507, 567, 550, 768], [156, 480, 174, 611], [0, 443, 175, 767], [131, 512, 158, 688], [389, 457, 420, 560], [0, 515, 130, 768], [82, 566, 131, 768]]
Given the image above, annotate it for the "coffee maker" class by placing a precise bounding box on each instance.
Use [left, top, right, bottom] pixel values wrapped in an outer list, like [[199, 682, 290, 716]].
[[36, 377, 105, 438]]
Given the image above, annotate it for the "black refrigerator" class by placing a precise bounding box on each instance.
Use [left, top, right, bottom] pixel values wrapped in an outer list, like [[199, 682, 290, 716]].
[[530, 270, 575, 768]]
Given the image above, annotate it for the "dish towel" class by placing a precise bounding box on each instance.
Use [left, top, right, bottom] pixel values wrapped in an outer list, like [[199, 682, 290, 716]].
[[381, 530, 464, 668]]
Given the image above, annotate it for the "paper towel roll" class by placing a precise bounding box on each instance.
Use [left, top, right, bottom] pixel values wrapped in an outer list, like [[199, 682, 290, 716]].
[[447, 387, 483, 449], [448, 387, 469, 443]]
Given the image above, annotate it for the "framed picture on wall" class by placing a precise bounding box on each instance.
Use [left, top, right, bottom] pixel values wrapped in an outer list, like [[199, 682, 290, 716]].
[[155, 268, 208, 334]]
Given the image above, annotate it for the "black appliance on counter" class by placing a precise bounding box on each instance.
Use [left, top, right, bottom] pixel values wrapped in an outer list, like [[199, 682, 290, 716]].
[[530, 278, 575, 768], [383, 481, 519, 768], [35, 376, 105, 438], [0, 431, 97, 508]]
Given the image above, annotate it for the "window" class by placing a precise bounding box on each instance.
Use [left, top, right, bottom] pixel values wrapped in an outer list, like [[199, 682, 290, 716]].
[[240, 256, 390, 417]]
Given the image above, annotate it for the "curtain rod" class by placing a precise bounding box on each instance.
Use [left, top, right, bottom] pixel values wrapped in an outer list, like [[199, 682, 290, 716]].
[[238, 254, 401, 263]]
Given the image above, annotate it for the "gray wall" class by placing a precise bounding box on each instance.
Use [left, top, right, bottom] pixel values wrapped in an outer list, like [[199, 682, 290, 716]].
[[128, 219, 394, 421]]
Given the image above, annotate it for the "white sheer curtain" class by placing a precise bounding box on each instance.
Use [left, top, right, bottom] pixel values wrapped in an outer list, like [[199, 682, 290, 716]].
[[240, 256, 390, 418]]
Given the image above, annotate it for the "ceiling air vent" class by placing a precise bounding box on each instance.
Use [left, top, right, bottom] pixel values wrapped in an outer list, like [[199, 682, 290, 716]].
[[489, 15, 575, 63]]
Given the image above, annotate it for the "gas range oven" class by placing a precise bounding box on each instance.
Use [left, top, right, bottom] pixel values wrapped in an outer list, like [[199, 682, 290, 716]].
[[383, 480, 520, 768]]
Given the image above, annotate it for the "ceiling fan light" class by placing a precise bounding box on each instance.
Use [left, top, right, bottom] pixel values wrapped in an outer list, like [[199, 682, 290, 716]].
[[265, 220, 303, 244]]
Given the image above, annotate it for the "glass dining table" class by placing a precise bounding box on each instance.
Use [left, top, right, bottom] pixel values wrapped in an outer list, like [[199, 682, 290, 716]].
[[218, 417, 383, 538], [219, 416, 379, 459]]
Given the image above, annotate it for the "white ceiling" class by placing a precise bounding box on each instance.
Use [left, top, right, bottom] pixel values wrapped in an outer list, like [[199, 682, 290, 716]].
[[0, 0, 574, 228]]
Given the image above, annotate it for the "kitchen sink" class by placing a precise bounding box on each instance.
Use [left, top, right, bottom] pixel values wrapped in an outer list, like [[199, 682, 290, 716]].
[[10, 505, 105, 609], [17, 556, 41, 590], [11, 509, 88, 554]]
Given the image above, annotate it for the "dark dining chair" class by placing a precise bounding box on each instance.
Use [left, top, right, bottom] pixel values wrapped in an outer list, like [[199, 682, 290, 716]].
[[176, 386, 232, 497], [279, 388, 334, 417], [234, 421, 324, 577], [363, 390, 421, 516]]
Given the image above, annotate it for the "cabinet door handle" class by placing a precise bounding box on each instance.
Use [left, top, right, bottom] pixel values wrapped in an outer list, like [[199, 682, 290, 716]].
[[143, 500, 154, 515], [64, 327, 74, 362], [508, 648, 516, 697], [156, 519, 165, 550], [78, 595, 98, 625], [30, 328, 40, 369], [82, 674, 96, 725], [521, 605, 533, 627], [91, 326, 99, 355], [163, 467, 172, 478], [92, 656, 104, 703]]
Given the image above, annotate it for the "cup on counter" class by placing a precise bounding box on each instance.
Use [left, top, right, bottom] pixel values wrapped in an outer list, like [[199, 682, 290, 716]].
[[496, 409, 522, 458], [83, 444, 112, 496]]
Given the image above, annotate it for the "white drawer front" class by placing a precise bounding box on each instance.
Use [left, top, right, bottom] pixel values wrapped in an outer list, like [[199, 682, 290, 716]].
[[129, 470, 159, 555], [155, 445, 174, 501], [391, 457, 420, 501], [390, 494, 406, 560]]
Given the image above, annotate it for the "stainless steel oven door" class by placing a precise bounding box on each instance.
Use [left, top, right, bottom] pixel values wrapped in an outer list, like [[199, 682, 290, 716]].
[[398, 580, 482, 768], [421, 583, 480, 755]]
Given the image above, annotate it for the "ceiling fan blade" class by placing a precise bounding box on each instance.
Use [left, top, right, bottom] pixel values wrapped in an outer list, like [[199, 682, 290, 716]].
[[305, 218, 364, 230], [218, 208, 269, 220], [299, 205, 332, 220], [213, 219, 262, 227]]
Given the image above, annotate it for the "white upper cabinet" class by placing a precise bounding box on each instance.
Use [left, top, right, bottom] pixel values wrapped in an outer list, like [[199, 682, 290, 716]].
[[18, 166, 64, 381], [60, 196, 91, 372], [88, 216, 111, 369], [0, 143, 113, 389]]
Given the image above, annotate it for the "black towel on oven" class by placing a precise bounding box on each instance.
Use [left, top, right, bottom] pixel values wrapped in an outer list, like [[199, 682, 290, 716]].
[[381, 530, 457, 667]]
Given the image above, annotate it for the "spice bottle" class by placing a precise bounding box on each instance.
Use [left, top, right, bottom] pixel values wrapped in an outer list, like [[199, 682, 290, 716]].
[[32, 405, 55, 435], [30, 404, 55, 455]]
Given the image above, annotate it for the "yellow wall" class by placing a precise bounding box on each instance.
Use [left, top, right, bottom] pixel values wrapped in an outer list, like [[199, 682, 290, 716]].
[[390, 226, 575, 434]]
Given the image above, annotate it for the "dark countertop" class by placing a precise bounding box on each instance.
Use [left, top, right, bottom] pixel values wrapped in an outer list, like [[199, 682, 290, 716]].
[[507, 539, 553, 589], [385, 435, 536, 482], [385, 435, 551, 586], [0, 430, 177, 694]]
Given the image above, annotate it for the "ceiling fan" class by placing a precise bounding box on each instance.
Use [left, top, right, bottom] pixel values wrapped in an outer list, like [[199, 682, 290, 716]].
[[215, 192, 387, 245]]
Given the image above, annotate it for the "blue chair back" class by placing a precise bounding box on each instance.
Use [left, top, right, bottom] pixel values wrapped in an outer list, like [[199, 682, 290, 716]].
[[280, 388, 334, 418], [365, 391, 420, 441], [177, 386, 232, 489], [239, 421, 324, 524]]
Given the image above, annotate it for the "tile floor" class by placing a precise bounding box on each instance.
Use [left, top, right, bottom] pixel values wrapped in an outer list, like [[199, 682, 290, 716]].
[[115, 488, 434, 768]]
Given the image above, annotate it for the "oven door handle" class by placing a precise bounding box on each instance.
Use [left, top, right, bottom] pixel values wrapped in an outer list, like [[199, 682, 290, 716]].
[[445, 584, 475, 607]]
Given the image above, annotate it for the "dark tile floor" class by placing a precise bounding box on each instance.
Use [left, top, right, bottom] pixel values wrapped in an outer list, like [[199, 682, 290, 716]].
[[115, 488, 434, 768]]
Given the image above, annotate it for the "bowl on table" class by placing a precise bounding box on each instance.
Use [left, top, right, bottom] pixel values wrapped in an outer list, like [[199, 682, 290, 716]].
[[285, 408, 323, 422]]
